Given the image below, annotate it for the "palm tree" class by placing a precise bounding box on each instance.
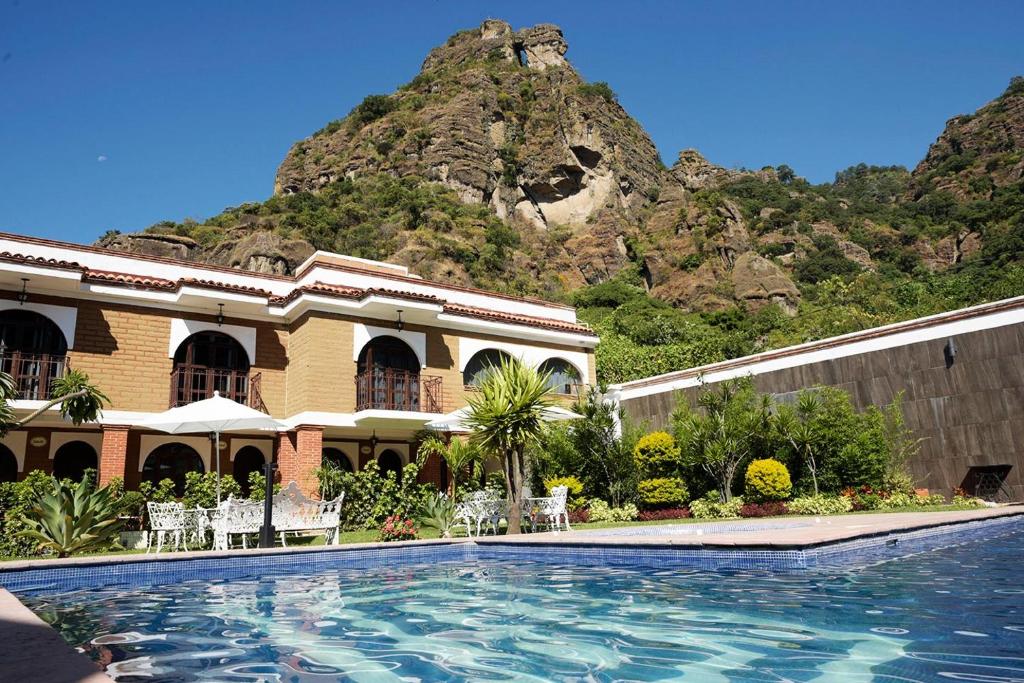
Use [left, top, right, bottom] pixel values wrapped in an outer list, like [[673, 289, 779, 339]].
[[0, 368, 109, 436], [418, 433, 484, 496], [464, 357, 555, 534]]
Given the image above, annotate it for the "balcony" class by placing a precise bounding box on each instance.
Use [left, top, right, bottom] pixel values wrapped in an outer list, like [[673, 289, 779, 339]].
[[355, 369, 442, 413], [0, 352, 69, 400], [169, 364, 266, 412]]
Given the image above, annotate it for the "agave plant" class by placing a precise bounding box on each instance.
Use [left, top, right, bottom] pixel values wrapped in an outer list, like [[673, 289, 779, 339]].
[[416, 492, 458, 538], [18, 477, 123, 557]]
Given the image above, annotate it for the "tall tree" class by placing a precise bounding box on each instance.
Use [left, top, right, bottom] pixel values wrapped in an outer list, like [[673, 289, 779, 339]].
[[464, 357, 555, 534]]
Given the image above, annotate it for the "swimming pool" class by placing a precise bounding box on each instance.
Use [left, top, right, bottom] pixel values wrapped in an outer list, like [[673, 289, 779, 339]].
[[13, 518, 1024, 682]]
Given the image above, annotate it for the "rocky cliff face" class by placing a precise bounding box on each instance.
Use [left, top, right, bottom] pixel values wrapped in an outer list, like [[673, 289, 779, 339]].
[[97, 22, 1023, 322], [912, 77, 1024, 200]]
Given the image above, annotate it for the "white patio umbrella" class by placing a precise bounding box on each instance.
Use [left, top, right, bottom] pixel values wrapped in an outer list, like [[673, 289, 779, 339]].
[[425, 405, 583, 432], [138, 391, 287, 503]]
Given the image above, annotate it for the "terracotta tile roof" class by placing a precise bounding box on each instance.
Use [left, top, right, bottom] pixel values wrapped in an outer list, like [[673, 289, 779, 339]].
[[0, 251, 83, 271], [442, 303, 596, 336], [365, 287, 441, 303], [179, 278, 272, 297], [268, 282, 442, 306], [83, 270, 176, 290]]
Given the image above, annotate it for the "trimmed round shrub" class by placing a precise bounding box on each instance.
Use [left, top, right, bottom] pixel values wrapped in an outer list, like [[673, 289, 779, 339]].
[[633, 432, 681, 478], [637, 477, 689, 510], [744, 459, 792, 502]]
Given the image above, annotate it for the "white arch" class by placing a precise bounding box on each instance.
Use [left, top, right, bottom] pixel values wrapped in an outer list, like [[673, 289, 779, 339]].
[[353, 324, 426, 369], [0, 431, 27, 472], [0, 302, 77, 350], [323, 441, 359, 471], [168, 318, 256, 364], [138, 435, 212, 473], [48, 432, 103, 460], [457, 337, 589, 379], [229, 438, 272, 463]]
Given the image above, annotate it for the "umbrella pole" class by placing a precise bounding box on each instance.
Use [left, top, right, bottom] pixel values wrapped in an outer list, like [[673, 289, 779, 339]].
[[215, 431, 222, 504]]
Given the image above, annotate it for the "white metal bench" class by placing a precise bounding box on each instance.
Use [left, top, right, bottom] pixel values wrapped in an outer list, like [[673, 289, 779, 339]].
[[271, 482, 344, 546]]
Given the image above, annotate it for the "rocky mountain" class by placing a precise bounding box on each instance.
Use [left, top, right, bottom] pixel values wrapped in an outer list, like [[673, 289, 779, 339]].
[[97, 22, 1024, 349]]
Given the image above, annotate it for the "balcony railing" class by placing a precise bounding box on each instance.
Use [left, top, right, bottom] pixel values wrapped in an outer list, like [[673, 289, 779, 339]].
[[355, 369, 442, 413], [0, 352, 69, 400], [169, 364, 266, 411]]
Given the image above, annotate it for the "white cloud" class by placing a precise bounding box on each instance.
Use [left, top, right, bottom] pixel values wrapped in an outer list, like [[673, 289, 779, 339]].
[[97, 155, 108, 162]]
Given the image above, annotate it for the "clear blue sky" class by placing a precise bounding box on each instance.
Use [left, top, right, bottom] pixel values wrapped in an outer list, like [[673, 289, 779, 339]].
[[2, 1, 1022, 244]]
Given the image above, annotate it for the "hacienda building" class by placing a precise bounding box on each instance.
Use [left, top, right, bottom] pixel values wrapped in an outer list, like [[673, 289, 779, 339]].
[[0, 231, 597, 496]]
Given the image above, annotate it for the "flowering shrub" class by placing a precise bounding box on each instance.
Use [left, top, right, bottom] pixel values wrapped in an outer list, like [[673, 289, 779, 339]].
[[787, 495, 853, 515], [917, 493, 946, 506], [588, 500, 639, 522], [637, 477, 689, 510], [637, 507, 691, 521], [689, 493, 743, 519], [739, 502, 788, 518], [567, 508, 590, 524], [744, 459, 792, 502], [378, 515, 417, 542], [633, 432, 680, 478]]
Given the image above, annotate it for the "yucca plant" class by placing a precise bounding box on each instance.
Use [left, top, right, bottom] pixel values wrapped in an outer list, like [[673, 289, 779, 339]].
[[464, 357, 555, 534], [18, 477, 123, 557]]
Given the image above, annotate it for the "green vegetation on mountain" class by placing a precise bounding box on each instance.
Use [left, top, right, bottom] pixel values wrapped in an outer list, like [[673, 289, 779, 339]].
[[97, 22, 1024, 385]]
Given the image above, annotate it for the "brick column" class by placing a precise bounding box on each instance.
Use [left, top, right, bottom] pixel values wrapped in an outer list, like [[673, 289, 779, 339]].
[[99, 425, 130, 486], [276, 426, 323, 498]]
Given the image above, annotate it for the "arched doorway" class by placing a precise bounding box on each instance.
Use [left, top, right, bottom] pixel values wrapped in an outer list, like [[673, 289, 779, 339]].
[[0, 444, 17, 483], [356, 336, 422, 410], [538, 358, 582, 396], [0, 310, 69, 399], [463, 349, 512, 388], [322, 447, 354, 473], [172, 331, 251, 406], [52, 440, 98, 484], [142, 443, 205, 496], [378, 449, 403, 482], [233, 446, 265, 496]]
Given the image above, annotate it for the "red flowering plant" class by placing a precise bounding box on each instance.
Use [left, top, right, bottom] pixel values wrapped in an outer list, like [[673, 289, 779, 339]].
[[378, 515, 418, 542], [637, 508, 691, 521]]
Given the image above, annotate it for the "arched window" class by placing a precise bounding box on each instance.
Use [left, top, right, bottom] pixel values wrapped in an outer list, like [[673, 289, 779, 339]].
[[0, 444, 17, 483], [538, 358, 582, 395], [378, 449, 403, 482], [142, 443, 205, 496], [322, 447, 354, 473], [463, 349, 512, 388], [0, 310, 69, 400], [357, 336, 419, 374], [356, 336, 422, 410], [233, 446, 265, 496], [52, 440, 98, 484], [172, 331, 251, 406]]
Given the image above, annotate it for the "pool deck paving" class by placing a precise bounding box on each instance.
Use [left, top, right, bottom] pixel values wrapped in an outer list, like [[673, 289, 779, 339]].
[[1, 505, 1021, 682]]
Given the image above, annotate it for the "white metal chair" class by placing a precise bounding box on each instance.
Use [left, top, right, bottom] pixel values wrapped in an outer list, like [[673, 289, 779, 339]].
[[528, 485, 572, 533], [146, 502, 187, 553], [271, 482, 345, 545], [211, 498, 263, 550]]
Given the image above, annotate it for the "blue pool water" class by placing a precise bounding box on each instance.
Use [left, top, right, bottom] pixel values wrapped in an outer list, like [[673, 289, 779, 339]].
[[16, 522, 1024, 682]]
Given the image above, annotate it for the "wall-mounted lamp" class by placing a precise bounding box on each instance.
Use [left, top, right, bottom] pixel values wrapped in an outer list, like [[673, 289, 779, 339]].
[[395, 309, 404, 332], [369, 431, 379, 451], [216, 303, 225, 327], [16, 278, 29, 305], [944, 337, 957, 369]]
